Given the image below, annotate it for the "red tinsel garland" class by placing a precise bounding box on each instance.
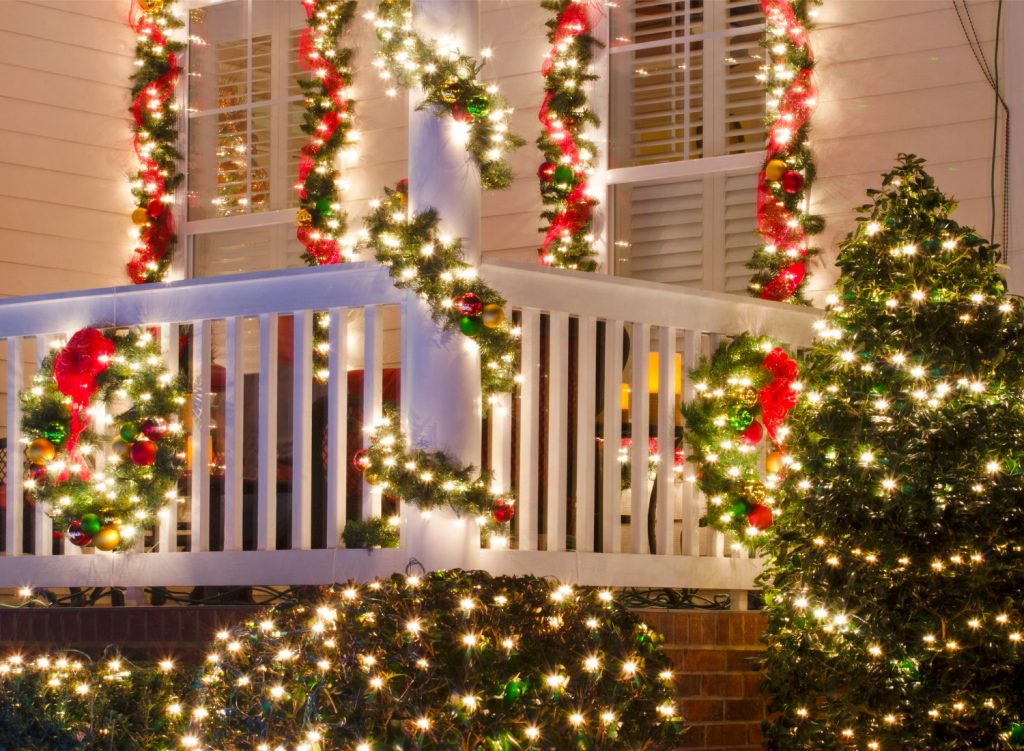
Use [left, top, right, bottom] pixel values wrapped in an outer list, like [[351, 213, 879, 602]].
[[296, 0, 351, 266], [127, 0, 179, 284], [757, 0, 817, 302], [538, 1, 597, 265], [758, 346, 799, 444]]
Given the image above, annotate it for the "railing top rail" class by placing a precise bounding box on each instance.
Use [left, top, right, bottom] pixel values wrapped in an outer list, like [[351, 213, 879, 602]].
[[0, 263, 409, 338], [481, 262, 822, 346]]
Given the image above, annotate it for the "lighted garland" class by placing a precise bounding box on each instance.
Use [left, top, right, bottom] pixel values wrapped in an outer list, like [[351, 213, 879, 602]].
[[537, 0, 601, 271], [127, 0, 184, 284], [20, 328, 188, 552], [369, 0, 524, 190], [295, 0, 357, 268], [351, 412, 516, 547], [179, 570, 683, 750], [364, 182, 519, 396], [746, 0, 824, 304], [681, 334, 799, 545]]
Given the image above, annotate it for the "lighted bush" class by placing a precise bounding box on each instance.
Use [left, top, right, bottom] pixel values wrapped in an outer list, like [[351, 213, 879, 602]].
[[179, 570, 684, 749]]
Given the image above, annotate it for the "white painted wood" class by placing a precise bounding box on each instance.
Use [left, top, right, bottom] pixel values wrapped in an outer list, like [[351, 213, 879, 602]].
[[291, 310, 313, 550], [629, 322, 650, 555], [257, 313, 279, 551], [656, 326, 676, 555], [190, 320, 212, 553], [574, 315, 597, 552], [545, 311, 568, 552], [222, 317, 245, 552], [325, 307, 348, 548], [706, 332, 726, 559], [679, 329, 701, 557], [601, 319, 623, 554], [361, 306, 383, 520], [489, 392, 513, 493], [516, 308, 540, 551], [32, 335, 50, 556], [6, 337, 23, 556], [157, 323, 179, 553]]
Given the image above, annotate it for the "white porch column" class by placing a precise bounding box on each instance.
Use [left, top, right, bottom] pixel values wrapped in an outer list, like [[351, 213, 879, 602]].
[[401, 0, 483, 572]]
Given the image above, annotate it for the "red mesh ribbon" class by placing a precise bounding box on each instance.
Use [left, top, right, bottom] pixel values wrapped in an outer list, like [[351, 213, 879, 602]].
[[127, 0, 179, 283], [537, 1, 599, 262], [296, 0, 350, 266], [757, 0, 816, 301], [758, 346, 798, 444], [54, 329, 115, 481]]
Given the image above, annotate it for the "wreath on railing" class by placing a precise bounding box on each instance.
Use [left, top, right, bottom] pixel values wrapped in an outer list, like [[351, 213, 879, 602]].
[[681, 334, 799, 546], [370, 0, 524, 190], [20, 327, 188, 552], [348, 411, 516, 548]]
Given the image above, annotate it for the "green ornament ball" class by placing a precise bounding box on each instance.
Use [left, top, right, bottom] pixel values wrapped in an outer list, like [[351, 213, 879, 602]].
[[897, 659, 920, 679], [465, 93, 490, 118], [459, 316, 483, 336], [503, 678, 526, 701], [553, 164, 574, 184], [315, 197, 334, 216], [80, 513, 102, 537], [43, 421, 67, 445], [728, 406, 754, 431], [119, 422, 139, 442], [728, 500, 748, 518], [1008, 723, 1024, 745]]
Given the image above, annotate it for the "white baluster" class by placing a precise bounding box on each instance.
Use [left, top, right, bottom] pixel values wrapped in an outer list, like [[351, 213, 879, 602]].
[[575, 315, 597, 552], [679, 328, 701, 557], [517, 308, 540, 551], [257, 313, 278, 551], [656, 326, 676, 556], [190, 320, 212, 553], [222, 317, 245, 551], [546, 311, 568, 552], [601, 320, 623, 554], [629, 322, 650, 555], [158, 323, 179, 554], [6, 337, 23, 557], [362, 305, 383, 520], [292, 311, 313, 550], [325, 307, 348, 548]]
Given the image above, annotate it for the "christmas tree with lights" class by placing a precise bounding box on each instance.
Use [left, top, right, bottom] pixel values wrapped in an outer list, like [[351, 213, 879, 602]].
[[763, 155, 1024, 749]]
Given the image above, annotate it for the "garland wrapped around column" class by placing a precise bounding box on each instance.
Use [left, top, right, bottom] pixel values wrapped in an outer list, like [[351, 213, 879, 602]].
[[537, 0, 601, 271], [369, 0, 524, 190], [746, 0, 823, 304], [127, 0, 184, 284]]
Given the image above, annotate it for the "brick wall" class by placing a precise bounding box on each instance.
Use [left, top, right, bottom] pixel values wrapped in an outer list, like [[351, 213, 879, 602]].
[[0, 607, 768, 750]]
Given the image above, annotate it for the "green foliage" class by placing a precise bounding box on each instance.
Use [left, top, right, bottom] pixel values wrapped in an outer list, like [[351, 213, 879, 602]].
[[20, 328, 188, 550], [364, 183, 519, 396], [342, 516, 400, 549], [372, 0, 524, 190], [763, 155, 1024, 749], [0, 652, 189, 751], [179, 570, 684, 750]]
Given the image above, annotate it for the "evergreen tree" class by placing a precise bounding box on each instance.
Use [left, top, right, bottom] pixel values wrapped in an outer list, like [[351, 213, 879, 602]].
[[763, 155, 1024, 749]]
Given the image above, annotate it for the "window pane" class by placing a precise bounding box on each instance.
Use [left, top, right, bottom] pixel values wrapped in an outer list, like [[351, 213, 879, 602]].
[[188, 2, 247, 113], [192, 225, 306, 278]]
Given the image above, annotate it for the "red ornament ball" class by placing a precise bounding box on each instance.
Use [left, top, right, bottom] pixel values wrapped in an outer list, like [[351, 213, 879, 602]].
[[748, 504, 773, 531], [141, 417, 169, 440], [455, 292, 483, 317], [780, 170, 804, 194], [352, 449, 371, 472], [67, 520, 92, 547], [740, 421, 764, 446], [147, 197, 165, 218], [129, 439, 158, 466], [538, 162, 557, 181], [492, 499, 516, 524], [451, 103, 473, 123]]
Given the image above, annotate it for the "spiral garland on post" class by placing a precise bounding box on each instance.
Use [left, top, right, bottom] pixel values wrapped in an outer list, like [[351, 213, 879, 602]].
[[127, 0, 184, 284], [296, 0, 357, 268], [746, 0, 824, 304], [369, 0, 524, 190], [537, 0, 601, 271]]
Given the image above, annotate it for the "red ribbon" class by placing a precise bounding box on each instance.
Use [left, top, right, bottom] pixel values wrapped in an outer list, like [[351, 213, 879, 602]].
[[758, 346, 798, 444], [54, 329, 115, 481], [127, 0, 179, 283], [757, 0, 816, 301], [296, 0, 350, 266]]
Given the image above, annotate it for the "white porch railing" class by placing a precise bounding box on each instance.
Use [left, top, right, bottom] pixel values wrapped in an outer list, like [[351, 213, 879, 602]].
[[0, 262, 817, 595]]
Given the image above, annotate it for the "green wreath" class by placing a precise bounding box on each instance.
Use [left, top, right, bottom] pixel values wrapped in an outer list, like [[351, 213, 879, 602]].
[[20, 327, 188, 552], [681, 334, 800, 546]]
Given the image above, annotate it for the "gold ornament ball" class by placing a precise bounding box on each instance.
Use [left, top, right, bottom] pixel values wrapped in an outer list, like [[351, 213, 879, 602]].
[[735, 386, 758, 407], [296, 208, 313, 228], [743, 481, 768, 504], [131, 207, 150, 226], [765, 450, 786, 475], [138, 0, 165, 12], [481, 304, 505, 329], [26, 438, 56, 466], [764, 159, 787, 182], [439, 77, 463, 104], [93, 527, 122, 552]]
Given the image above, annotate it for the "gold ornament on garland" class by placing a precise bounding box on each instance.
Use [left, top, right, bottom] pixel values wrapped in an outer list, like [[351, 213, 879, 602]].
[[295, 208, 313, 228], [131, 207, 150, 226], [92, 526, 122, 552], [439, 77, 463, 104]]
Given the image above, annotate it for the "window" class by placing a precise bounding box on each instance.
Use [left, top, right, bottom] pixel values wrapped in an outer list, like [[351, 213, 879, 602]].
[[184, 0, 308, 277], [608, 0, 764, 292]]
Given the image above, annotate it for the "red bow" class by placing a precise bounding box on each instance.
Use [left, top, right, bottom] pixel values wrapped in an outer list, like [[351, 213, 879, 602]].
[[54, 329, 115, 480], [758, 347, 798, 444]]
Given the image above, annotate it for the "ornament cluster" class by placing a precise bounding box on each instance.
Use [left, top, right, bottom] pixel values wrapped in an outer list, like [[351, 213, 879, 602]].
[[370, 0, 525, 190], [746, 0, 824, 304], [681, 334, 800, 545], [363, 181, 520, 396], [537, 0, 601, 271], [127, 0, 183, 284], [20, 327, 187, 552]]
